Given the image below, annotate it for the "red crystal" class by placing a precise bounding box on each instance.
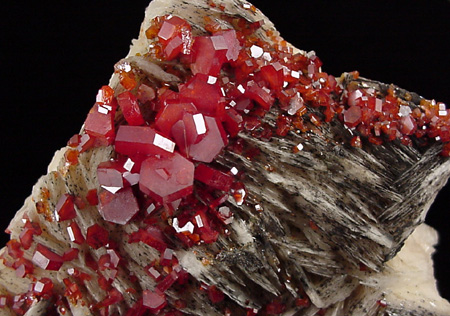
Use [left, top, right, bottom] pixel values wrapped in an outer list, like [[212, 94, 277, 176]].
[[174, 116, 228, 163], [223, 108, 243, 137], [244, 80, 274, 110], [19, 221, 42, 250], [139, 152, 194, 203], [64, 149, 79, 166], [266, 300, 286, 315], [155, 102, 198, 137], [208, 285, 225, 303], [13, 257, 34, 278], [63, 278, 83, 301], [67, 134, 81, 148], [106, 249, 121, 268], [84, 101, 116, 146], [86, 189, 99, 206], [160, 248, 175, 266], [86, 224, 109, 249], [62, 248, 79, 262], [215, 206, 234, 225], [33, 278, 54, 296], [128, 227, 168, 253], [194, 164, 233, 192], [77, 133, 96, 153], [178, 73, 224, 115], [32, 244, 64, 271], [119, 69, 138, 91], [344, 105, 362, 128], [145, 264, 162, 281], [67, 221, 85, 244], [399, 115, 417, 136], [115, 125, 176, 157], [195, 31, 240, 68], [55, 194, 76, 221], [7, 239, 23, 259], [194, 210, 219, 244], [158, 16, 192, 60], [190, 36, 227, 76], [156, 269, 179, 294], [98, 187, 139, 225], [143, 290, 167, 313], [97, 159, 136, 191], [85, 252, 99, 272], [171, 112, 207, 147], [96, 85, 115, 104], [260, 64, 284, 91], [97, 288, 123, 308], [117, 91, 145, 126]]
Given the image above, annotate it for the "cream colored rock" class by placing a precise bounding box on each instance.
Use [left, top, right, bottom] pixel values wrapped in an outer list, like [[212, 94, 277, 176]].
[[1, 1, 449, 315]]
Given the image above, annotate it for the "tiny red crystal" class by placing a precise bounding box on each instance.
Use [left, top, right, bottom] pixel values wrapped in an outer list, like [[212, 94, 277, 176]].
[[86, 224, 109, 250]]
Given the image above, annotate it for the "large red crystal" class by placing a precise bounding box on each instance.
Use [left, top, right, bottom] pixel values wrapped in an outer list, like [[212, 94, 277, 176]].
[[97, 160, 127, 191], [115, 126, 176, 157], [98, 187, 140, 225], [190, 30, 240, 76], [178, 73, 224, 116], [155, 102, 198, 137], [190, 36, 227, 76], [32, 244, 64, 271], [173, 116, 228, 163], [139, 152, 194, 203]]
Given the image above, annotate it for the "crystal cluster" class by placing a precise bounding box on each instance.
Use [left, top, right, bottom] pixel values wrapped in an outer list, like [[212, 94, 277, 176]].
[[1, 1, 449, 315]]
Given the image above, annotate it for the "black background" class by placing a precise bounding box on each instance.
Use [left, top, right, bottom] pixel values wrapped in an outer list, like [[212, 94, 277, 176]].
[[1, 0, 449, 301]]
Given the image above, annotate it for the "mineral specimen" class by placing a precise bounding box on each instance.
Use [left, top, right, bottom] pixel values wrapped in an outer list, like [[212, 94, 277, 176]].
[[1, 0, 449, 315]]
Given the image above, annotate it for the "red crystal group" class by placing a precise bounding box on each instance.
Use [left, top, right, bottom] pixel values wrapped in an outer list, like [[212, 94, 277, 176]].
[[2, 6, 449, 316]]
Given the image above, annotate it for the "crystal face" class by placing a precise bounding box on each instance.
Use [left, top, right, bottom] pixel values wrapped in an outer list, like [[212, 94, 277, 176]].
[[139, 152, 194, 203], [2, 2, 450, 315], [115, 125, 176, 156], [55, 194, 76, 221], [116, 91, 145, 126], [98, 187, 140, 225], [32, 244, 64, 271]]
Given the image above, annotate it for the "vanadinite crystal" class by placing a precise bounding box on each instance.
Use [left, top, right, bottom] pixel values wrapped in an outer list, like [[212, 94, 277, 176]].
[[32, 244, 64, 271], [139, 152, 194, 203], [2, 2, 450, 315]]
